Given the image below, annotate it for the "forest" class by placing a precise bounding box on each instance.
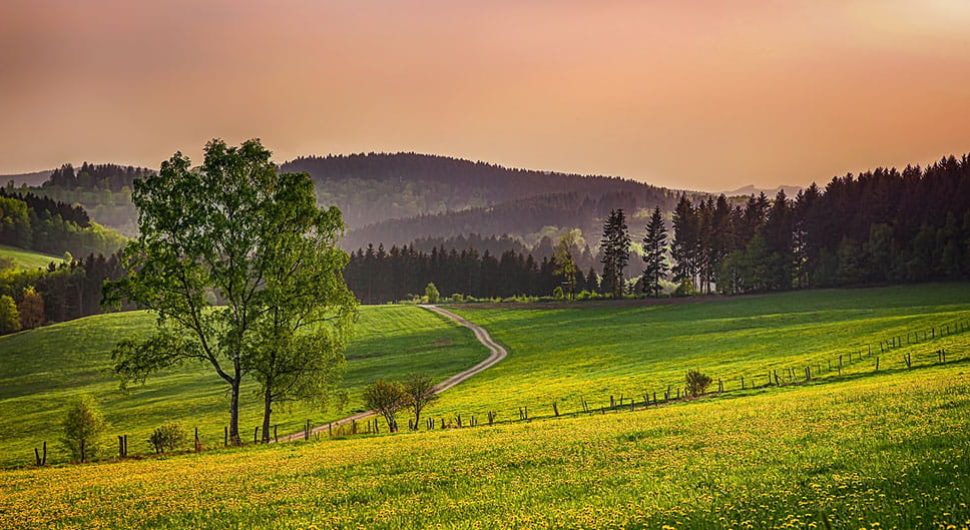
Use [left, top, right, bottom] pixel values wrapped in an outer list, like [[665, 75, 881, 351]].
[[0, 188, 126, 257], [346, 154, 970, 302]]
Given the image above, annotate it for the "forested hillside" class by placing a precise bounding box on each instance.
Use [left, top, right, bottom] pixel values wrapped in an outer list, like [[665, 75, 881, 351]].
[[282, 153, 675, 229], [23, 154, 681, 243], [0, 188, 125, 257]]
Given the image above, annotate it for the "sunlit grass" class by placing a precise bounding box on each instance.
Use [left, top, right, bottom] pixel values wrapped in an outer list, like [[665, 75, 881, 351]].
[[1, 365, 967, 529], [0, 305, 487, 467]]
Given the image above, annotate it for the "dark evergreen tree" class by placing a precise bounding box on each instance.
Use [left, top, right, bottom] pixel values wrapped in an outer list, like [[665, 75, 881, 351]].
[[641, 207, 668, 296]]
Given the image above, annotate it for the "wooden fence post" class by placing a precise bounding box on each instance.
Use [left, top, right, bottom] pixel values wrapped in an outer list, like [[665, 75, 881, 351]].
[[195, 427, 201, 452], [875, 356, 880, 371], [224, 426, 228, 447], [253, 427, 259, 444]]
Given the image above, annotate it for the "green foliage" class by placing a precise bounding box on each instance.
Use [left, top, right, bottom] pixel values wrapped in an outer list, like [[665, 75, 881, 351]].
[[147, 423, 187, 454], [424, 282, 440, 304], [553, 236, 577, 297], [111, 138, 356, 444], [673, 279, 696, 297], [363, 379, 407, 432], [401, 373, 439, 426], [685, 369, 712, 397], [0, 295, 21, 334], [552, 286, 565, 300], [61, 394, 109, 462]]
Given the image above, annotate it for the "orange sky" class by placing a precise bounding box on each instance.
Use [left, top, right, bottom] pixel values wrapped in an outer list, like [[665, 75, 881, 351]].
[[2, 0, 969, 190]]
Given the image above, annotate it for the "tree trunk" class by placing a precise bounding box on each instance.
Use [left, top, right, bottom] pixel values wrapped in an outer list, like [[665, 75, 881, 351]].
[[261, 382, 273, 443], [229, 378, 241, 445]]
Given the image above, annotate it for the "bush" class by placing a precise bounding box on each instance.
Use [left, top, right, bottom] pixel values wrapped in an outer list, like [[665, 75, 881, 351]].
[[552, 286, 565, 300], [685, 369, 712, 398], [62, 395, 109, 462], [424, 282, 440, 304], [673, 279, 696, 297], [0, 294, 21, 334], [148, 422, 188, 454]]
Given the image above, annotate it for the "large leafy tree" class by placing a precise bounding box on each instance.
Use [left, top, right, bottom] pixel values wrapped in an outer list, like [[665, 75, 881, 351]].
[[246, 173, 357, 442], [110, 139, 354, 444]]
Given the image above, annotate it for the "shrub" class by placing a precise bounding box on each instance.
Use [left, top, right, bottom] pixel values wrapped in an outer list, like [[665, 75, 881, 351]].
[[0, 294, 21, 334], [686, 369, 712, 398], [425, 282, 440, 304], [62, 395, 109, 462], [673, 279, 696, 297], [148, 423, 188, 454], [552, 286, 565, 300]]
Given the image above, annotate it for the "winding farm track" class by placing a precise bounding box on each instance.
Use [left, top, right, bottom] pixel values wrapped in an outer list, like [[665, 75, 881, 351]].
[[279, 304, 507, 442]]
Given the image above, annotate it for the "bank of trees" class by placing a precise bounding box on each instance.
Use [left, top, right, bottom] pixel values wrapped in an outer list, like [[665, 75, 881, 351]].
[[0, 188, 126, 257], [0, 253, 127, 334], [666, 155, 970, 294], [344, 243, 602, 303]]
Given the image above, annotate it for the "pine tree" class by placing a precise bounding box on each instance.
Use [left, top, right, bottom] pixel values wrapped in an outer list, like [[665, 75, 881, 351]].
[[641, 207, 668, 296], [671, 195, 697, 288], [599, 209, 631, 298]]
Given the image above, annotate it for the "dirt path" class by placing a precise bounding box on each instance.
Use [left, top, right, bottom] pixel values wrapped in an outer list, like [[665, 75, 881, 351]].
[[279, 304, 507, 441]]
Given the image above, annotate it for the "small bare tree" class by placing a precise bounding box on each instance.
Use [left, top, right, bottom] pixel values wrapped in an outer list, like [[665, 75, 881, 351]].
[[402, 374, 439, 429], [363, 380, 406, 432]]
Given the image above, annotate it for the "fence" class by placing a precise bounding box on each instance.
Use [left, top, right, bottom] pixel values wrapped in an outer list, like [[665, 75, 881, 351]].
[[28, 316, 970, 466]]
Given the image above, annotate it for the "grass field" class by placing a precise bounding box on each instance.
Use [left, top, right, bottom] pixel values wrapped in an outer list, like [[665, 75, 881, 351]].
[[2, 284, 970, 528], [426, 284, 970, 422], [0, 305, 487, 467], [1, 364, 967, 529], [0, 244, 60, 270]]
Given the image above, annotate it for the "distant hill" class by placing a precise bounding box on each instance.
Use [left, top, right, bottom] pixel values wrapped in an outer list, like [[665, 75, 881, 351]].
[[0, 170, 52, 187], [17, 153, 689, 248], [281, 153, 679, 230], [720, 184, 803, 198]]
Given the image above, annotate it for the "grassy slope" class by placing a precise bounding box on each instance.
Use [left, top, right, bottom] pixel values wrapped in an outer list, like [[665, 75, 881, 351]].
[[1, 364, 967, 529], [430, 283, 970, 420], [0, 244, 59, 270], [0, 305, 487, 467]]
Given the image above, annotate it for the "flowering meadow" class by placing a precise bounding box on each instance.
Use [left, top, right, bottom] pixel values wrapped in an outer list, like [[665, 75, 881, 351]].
[[1, 364, 968, 529]]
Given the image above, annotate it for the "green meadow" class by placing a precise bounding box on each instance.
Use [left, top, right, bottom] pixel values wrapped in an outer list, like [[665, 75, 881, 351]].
[[1, 284, 969, 528], [0, 244, 60, 270], [0, 305, 486, 467], [429, 283, 970, 421]]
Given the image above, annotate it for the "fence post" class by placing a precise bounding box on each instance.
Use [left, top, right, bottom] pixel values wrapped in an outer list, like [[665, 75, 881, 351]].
[[195, 427, 201, 452], [553, 402, 559, 417], [253, 427, 259, 444], [875, 356, 880, 371], [224, 426, 228, 447]]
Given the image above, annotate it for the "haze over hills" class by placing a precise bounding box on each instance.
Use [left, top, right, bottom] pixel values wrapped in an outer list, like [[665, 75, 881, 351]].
[[0, 170, 53, 187], [20, 153, 687, 249], [720, 184, 803, 198]]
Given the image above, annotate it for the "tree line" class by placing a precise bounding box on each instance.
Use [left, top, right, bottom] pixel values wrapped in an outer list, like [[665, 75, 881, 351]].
[[0, 188, 126, 257], [344, 243, 602, 304], [656, 154, 970, 294], [45, 162, 153, 192], [0, 253, 128, 334]]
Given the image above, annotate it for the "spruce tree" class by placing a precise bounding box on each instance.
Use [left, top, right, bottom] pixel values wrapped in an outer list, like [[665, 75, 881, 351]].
[[641, 207, 668, 296], [599, 209, 631, 298]]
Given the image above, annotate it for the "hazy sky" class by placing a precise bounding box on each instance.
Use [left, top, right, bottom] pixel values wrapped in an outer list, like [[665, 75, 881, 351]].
[[2, 1, 969, 190]]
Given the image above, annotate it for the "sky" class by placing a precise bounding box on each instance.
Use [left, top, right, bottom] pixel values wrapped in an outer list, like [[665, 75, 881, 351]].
[[1, 1, 969, 191]]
